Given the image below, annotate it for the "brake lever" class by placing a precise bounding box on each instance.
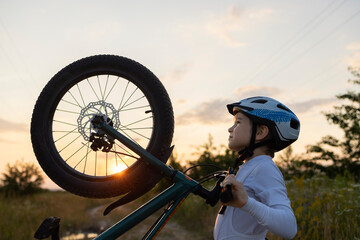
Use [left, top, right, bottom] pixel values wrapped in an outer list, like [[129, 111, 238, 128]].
[[219, 167, 234, 203], [218, 167, 234, 214]]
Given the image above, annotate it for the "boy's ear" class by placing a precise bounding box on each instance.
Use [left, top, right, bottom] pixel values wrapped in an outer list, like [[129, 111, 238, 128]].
[[256, 125, 269, 141]]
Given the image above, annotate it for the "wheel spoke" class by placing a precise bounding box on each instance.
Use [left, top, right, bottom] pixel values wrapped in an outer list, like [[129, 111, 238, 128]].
[[118, 81, 130, 111], [87, 78, 101, 101], [68, 90, 84, 109], [95, 151, 97, 176], [120, 125, 151, 141], [120, 95, 146, 110], [114, 141, 139, 159], [122, 116, 153, 128], [102, 75, 110, 101], [106, 152, 108, 176], [60, 99, 83, 108], [83, 142, 91, 174], [58, 134, 82, 153], [55, 108, 80, 115], [97, 75, 104, 101], [118, 127, 141, 146], [53, 126, 78, 143], [53, 120, 78, 127], [73, 148, 92, 171], [120, 104, 151, 112], [76, 83, 86, 107], [104, 76, 120, 101], [119, 87, 139, 111], [65, 143, 87, 163]]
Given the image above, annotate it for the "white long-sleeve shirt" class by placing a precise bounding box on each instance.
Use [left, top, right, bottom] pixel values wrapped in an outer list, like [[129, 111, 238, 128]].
[[214, 155, 297, 240]]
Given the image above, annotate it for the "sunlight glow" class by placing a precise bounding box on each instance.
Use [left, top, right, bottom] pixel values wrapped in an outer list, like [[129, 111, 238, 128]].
[[112, 162, 128, 173]]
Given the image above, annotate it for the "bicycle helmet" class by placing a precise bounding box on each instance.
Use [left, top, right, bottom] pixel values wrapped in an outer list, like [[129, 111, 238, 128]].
[[227, 96, 300, 152]]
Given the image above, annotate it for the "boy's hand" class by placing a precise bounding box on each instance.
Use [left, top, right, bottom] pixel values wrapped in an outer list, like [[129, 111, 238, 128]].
[[220, 174, 248, 208]]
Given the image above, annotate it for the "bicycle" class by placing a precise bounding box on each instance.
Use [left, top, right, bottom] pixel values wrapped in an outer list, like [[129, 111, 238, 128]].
[[31, 55, 232, 239]]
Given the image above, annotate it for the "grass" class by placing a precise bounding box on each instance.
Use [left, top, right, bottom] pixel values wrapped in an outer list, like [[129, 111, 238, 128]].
[[172, 175, 360, 240], [282, 175, 360, 239], [1, 175, 359, 239], [0, 191, 114, 239]]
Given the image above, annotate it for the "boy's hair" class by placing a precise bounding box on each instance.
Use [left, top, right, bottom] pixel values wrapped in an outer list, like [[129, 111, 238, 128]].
[[261, 126, 276, 158]]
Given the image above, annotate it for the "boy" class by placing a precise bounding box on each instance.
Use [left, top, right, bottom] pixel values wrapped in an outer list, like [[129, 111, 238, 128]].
[[214, 96, 299, 240]]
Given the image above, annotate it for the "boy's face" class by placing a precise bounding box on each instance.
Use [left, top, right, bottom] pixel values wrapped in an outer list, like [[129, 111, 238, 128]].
[[228, 111, 253, 151]]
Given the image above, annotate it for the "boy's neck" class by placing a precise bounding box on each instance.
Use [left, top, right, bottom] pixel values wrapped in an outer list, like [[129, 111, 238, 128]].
[[243, 147, 271, 163]]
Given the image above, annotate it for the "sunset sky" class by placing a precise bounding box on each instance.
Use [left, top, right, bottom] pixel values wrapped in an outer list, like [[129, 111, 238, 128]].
[[1, 0, 360, 189]]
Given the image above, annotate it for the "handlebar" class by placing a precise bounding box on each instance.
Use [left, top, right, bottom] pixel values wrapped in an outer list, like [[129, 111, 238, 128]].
[[219, 184, 233, 203], [219, 167, 234, 203], [199, 168, 234, 208], [193, 185, 210, 199]]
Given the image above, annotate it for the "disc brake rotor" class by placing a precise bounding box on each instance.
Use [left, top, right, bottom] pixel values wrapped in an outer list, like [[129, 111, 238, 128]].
[[77, 100, 120, 152]]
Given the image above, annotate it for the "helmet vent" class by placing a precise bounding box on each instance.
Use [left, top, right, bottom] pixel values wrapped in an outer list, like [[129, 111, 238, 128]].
[[251, 99, 267, 104], [277, 103, 291, 113], [290, 119, 300, 130]]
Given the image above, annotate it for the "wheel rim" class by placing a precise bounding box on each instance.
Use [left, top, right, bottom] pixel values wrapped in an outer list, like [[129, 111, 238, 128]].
[[52, 73, 154, 177]]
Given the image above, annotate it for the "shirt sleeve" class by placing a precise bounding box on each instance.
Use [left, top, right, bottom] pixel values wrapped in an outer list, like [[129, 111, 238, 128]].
[[241, 161, 297, 239]]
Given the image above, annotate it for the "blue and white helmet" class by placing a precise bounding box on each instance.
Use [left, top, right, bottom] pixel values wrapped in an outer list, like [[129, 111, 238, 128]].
[[227, 96, 300, 151]]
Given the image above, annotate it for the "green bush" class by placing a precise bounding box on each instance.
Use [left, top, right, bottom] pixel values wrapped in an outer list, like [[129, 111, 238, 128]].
[[1, 160, 44, 196]]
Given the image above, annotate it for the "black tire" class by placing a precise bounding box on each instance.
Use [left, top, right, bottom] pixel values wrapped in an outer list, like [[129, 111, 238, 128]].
[[31, 55, 174, 198]]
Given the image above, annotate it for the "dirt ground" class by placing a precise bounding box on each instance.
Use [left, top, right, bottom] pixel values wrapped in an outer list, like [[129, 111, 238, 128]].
[[78, 203, 198, 240]]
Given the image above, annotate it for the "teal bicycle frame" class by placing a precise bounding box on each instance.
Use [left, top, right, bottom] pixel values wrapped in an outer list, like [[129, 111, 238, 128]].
[[92, 118, 209, 239]]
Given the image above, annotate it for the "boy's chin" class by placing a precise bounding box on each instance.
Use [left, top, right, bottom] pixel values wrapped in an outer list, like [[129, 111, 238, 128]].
[[228, 143, 245, 152], [228, 144, 243, 152]]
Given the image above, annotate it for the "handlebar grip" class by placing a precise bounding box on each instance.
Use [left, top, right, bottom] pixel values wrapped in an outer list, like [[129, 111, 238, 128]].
[[219, 184, 233, 203], [219, 167, 234, 203], [194, 185, 210, 200]]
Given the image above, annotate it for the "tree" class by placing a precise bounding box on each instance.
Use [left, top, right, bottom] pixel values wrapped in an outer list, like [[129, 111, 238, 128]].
[[1, 159, 44, 196], [307, 67, 360, 180], [188, 134, 237, 180], [276, 146, 321, 180], [276, 146, 302, 180]]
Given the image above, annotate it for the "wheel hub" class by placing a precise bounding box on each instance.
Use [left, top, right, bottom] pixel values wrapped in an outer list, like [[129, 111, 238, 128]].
[[77, 100, 120, 152]]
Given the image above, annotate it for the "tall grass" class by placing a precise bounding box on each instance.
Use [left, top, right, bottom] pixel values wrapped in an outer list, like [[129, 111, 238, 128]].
[[0, 189, 194, 240], [1, 175, 359, 239], [281, 175, 360, 239], [0, 191, 116, 239], [171, 175, 360, 240]]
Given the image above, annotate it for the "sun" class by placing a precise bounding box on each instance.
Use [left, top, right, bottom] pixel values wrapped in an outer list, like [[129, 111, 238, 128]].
[[112, 163, 127, 174]]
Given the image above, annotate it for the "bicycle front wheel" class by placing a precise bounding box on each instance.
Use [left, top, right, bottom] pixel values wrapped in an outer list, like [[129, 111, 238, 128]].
[[31, 55, 174, 198]]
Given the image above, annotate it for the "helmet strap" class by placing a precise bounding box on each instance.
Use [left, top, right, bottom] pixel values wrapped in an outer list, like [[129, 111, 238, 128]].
[[232, 123, 272, 171], [231, 123, 257, 170]]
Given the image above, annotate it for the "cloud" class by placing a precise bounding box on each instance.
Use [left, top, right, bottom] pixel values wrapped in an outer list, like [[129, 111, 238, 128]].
[[176, 95, 337, 126], [288, 98, 336, 114], [176, 86, 283, 126], [0, 118, 28, 133], [206, 6, 246, 47], [176, 98, 230, 125], [160, 64, 191, 83], [0, 138, 17, 143], [233, 86, 282, 98], [346, 42, 360, 51], [346, 42, 360, 68], [206, 6, 274, 47], [347, 52, 360, 68], [247, 8, 274, 20]]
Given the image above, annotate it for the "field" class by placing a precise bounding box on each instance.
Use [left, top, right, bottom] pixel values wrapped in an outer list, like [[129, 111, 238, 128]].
[[0, 175, 359, 240]]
